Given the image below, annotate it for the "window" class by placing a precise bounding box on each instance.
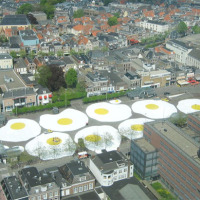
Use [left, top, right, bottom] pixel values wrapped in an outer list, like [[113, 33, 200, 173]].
[[84, 184, 88, 191], [37, 196, 41, 200], [103, 176, 107, 179], [43, 194, 47, 199], [54, 191, 58, 196], [89, 183, 93, 190], [73, 187, 78, 194], [79, 186, 83, 192]]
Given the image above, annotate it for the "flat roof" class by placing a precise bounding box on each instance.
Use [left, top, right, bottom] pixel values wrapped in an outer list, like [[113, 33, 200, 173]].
[[150, 121, 200, 166], [0, 70, 25, 91], [134, 138, 156, 153]]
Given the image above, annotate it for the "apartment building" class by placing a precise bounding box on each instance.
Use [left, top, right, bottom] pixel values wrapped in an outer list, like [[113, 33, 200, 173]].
[[139, 20, 169, 33], [89, 150, 134, 187], [143, 120, 200, 200], [166, 40, 192, 64], [187, 111, 200, 136]]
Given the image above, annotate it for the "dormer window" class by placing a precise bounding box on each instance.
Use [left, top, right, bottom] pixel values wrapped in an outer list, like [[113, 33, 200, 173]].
[[79, 176, 86, 181]]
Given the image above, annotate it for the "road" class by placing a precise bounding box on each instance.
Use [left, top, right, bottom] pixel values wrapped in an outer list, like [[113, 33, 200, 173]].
[[0, 84, 200, 179]]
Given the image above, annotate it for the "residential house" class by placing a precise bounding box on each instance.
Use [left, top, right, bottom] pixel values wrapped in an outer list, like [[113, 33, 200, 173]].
[[2, 87, 36, 112], [30, 12, 47, 22], [0, 15, 31, 31], [0, 53, 13, 69], [85, 71, 108, 97], [61, 56, 76, 71], [89, 150, 134, 187], [35, 85, 52, 106], [18, 167, 60, 200], [58, 160, 95, 196], [24, 57, 37, 74], [15, 58, 28, 74], [1, 176, 29, 200], [19, 30, 39, 47]]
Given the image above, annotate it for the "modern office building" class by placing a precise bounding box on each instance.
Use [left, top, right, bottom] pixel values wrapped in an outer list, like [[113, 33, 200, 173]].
[[187, 111, 200, 134], [143, 120, 200, 200], [130, 138, 159, 180]]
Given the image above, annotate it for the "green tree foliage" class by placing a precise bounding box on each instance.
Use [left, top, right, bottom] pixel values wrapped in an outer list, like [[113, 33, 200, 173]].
[[10, 51, 18, 59], [114, 12, 120, 18], [65, 68, 77, 88], [35, 65, 52, 87], [78, 138, 86, 151], [47, 65, 66, 91], [17, 3, 33, 14], [19, 50, 26, 58], [108, 16, 118, 26], [73, 9, 84, 18], [102, 0, 113, 6], [177, 21, 188, 35], [192, 25, 200, 34], [169, 113, 187, 128], [57, 50, 64, 57], [40, 0, 65, 19], [43, 4, 55, 19], [0, 35, 8, 43]]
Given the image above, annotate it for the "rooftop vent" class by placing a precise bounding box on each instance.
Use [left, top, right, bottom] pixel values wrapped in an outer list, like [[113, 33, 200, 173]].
[[197, 148, 200, 158], [164, 129, 167, 132]]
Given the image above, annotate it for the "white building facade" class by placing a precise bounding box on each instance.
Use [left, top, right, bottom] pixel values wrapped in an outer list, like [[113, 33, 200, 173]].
[[139, 20, 169, 33], [89, 151, 134, 187]]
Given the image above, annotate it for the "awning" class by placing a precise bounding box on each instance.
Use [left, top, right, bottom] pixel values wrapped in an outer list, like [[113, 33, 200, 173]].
[[44, 95, 47, 99], [39, 96, 42, 100], [49, 94, 52, 98]]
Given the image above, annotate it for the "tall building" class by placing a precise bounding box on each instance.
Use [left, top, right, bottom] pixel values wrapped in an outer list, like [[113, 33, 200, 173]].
[[143, 120, 200, 200], [130, 138, 159, 180]]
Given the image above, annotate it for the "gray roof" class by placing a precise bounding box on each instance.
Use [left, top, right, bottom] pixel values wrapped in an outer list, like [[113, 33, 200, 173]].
[[0, 70, 25, 90], [2, 176, 28, 199], [9, 36, 22, 45], [20, 167, 55, 188], [133, 138, 156, 153], [19, 30, 38, 41], [103, 177, 156, 200], [92, 151, 129, 173], [1, 15, 30, 26], [188, 49, 200, 61], [0, 53, 12, 60], [3, 87, 35, 99], [62, 56, 75, 65], [147, 20, 166, 25]]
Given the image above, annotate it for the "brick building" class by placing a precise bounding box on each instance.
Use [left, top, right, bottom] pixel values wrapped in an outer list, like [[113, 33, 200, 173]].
[[143, 120, 200, 200]]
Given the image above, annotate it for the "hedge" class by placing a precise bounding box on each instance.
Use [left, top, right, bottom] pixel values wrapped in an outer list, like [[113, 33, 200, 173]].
[[82, 91, 126, 104], [12, 100, 70, 115], [52, 91, 86, 102]]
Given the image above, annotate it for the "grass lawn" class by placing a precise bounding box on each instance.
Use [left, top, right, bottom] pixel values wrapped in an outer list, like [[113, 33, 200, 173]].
[[151, 182, 177, 200]]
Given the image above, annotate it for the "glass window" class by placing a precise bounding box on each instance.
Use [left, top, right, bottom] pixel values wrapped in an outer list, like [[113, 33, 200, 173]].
[[84, 184, 88, 191], [89, 183, 93, 190], [73, 187, 78, 194], [54, 191, 58, 196], [79, 186, 83, 193]]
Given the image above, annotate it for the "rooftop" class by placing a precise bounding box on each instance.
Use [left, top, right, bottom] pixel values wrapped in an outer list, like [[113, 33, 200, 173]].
[[148, 121, 200, 166], [1, 15, 30, 26], [134, 138, 156, 153], [0, 53, 12, 60], [2, 176, 28, 199]]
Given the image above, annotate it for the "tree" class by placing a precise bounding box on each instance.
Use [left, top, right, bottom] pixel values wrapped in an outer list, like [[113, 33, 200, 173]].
[[78, 138, 86, 151], [177, 21, 187, 35], [108, 16, 118, 26], [114, 12, 120, 18], [192, 25, 200, 34], [27, 14, 38, 25], [169, 113, 187, 128], [35, 65, 52, 87], [102, 0, 113, 6], [57, 50, 64, 57], [0, 35, 8, 43], [19, 50, 26, 58], [65, 68, 77, 88], [47, 65, 66, 91], [17, 3, 33, 14], [73, 9, 84, 18], [10, 51, 18, 59], [103, 133, 114, 149], [43, 4, 55, 19], [28, 50, 35, 59]]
